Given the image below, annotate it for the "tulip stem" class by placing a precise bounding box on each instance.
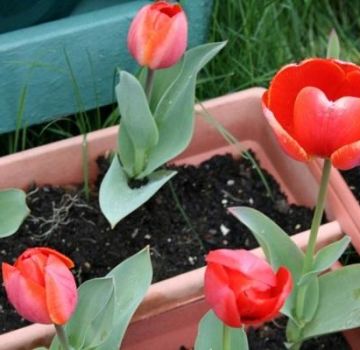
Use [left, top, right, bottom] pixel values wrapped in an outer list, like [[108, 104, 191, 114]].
[[303, 159, 332, 273], [223, 325, 231, 350], [145, 68, 155, 100], [291, 159, 332, 345], [55, 324, 71, 350]]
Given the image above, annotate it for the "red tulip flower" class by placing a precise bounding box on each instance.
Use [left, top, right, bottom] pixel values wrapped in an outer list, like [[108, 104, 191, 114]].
[[204, 249, 292, 327], [263, 58, 360, 170], [127, 1, 188, 69], [2, 247, 78, 325]]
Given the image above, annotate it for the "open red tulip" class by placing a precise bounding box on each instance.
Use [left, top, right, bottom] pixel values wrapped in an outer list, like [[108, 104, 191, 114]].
[[127, 1, 188, 70], [204, 249, 292, 327], [263, 58, 360, 170], [2, 247, 77, 325]]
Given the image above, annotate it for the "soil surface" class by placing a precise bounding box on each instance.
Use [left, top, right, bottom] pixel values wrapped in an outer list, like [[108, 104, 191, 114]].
[[0, 152, 322, 334]]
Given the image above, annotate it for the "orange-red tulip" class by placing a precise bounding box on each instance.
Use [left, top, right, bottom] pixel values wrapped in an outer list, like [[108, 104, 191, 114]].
[[127, 1, 188, 69], [263, 58, 360, 170], [2, 247, 77, 325], [204, 249, 292, 327]]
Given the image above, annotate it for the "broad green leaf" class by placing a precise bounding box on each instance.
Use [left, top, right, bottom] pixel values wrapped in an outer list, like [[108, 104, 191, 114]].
[[195, 310, 249, 350], [326, 29, 340, 59], [302, 265, 360, 339], [116, 71, 159, 177], [298, 236, 351, 286], [140, 42, 226, 177], [99, 156, 176, 228], [230, 207, 304, 319], [81, 288, 115, 349], [0, 189, 29, 238], [50, 277, 115, 350], [96, 247, 153, 350], [149, 60, 184, 112]]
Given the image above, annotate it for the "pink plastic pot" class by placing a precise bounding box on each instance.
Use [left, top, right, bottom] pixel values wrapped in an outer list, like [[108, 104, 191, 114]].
[[0, 88, 358, 349]]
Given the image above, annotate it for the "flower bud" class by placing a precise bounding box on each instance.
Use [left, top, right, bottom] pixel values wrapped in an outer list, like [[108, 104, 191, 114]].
[[2, 247, 78, 325], [127, 1, 188, 69], [204, 249, 292, 327]]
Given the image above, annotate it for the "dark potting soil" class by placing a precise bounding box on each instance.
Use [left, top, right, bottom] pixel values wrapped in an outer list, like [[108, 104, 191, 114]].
[[180, 318, 349, 350], [0, 152, 323, 334]]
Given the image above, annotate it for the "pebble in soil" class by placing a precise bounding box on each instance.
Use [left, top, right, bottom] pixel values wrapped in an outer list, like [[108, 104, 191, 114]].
[[0, 153, 323, 333]]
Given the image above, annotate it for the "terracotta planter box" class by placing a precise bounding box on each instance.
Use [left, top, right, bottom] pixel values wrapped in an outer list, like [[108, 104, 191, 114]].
[[0, 88, 358, 349]]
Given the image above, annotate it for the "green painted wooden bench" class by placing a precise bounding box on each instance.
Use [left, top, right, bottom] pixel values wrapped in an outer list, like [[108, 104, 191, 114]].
[[0, 0, 213, 134]]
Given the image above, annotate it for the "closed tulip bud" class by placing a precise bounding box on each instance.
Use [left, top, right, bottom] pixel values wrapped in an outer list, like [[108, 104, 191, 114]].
[[204, 249, 292, 327], [127, 1, 188, 70], [2, 247, 78, 325]]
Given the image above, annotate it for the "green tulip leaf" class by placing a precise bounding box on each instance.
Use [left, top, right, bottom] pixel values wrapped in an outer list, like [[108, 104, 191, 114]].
[[298, 236, 351, 286], [302, 264, 360, 339], [149, 60, 184, 112], [230, 206, 304, 320], [117, 71, 159, 177], [96, 246, 153, 350], [139, 41, 226, 177], [99, 156, 176, 228], [326, 29, 340, 59], [50, 277, 115, 349], [194, 310, 249, 350], [0, 188, 29, 238]]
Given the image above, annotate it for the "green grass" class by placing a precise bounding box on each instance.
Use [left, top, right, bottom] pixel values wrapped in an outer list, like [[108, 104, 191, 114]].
[[197, 0, 360, 99], [2, 0, 360, 155]]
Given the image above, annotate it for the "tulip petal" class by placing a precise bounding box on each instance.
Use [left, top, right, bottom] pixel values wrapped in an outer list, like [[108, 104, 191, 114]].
[[2, 263, 51, 324], [127, 3, 187, 69], [206, 249, 276, 288], [267, 59, 345, 131], [337, 70, 360, 98], [150, 11, 188, 69], [293, 87, 360, 157], [262, 93, 310, 162], [205, 263, 241, 327], [45, 255, 77, 325], [331, 140, 360, 170], [15, 253, 47, 286], [17, 247, 74, 269], [237, 267, 292, 325]]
